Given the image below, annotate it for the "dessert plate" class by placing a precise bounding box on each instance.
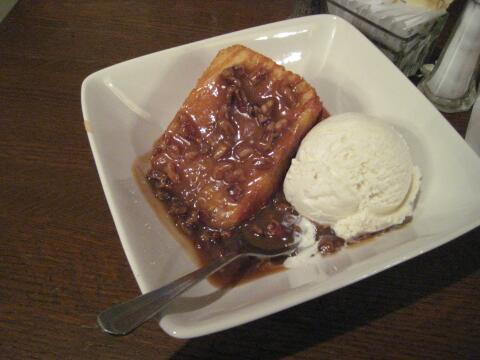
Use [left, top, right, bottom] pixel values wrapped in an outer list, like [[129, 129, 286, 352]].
[[81, 15, 480, 338]]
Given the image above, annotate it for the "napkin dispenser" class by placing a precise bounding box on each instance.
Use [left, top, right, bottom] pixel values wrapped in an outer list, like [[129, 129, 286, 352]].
[[327, 0, 448, 76]]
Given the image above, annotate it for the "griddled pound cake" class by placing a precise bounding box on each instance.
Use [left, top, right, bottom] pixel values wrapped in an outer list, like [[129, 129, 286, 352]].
[[148, 45, 325, 229]]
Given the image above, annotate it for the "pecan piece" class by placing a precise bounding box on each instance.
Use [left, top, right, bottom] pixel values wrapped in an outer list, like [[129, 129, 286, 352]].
[[184, 209, 200, 228], [218, 119, 236, 138], [152, 155, 168, 168], [227, 183, 243, 202], [249, 68, 268, 85], [234, 142, 254, 160], [224, 167, 245, 184], [199, 142, 210, 155], [225, 85, 236, 105], [164, 162, 180, 183], [221, 67, 241, 86], [257, 113, 270, 125], [151, 172, 172, 190], [260, 99, 275, 116], [213, 162, 234, 180], [252, 156, 273, 170], [318, 235, 345, 256], [283, 86, 296, 107], [184, 151, 198, 160], [266, 122, 275, 132], [155, 190, 171, 201], [232, 168, 245, 182], [256, 132, 274, 154], [233, 88, 249, 113], [237, 146, 254, 159], [218, 104, 230, 122], [166, 144, 180, 158], [274, 118, 288, 131], [213, 142, 230, 160], [178, 114, 199, 142], [168, 201, 188, 215]]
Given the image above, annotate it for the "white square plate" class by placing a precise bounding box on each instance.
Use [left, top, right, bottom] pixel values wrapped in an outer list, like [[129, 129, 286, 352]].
[[81, 15, 480, 338]]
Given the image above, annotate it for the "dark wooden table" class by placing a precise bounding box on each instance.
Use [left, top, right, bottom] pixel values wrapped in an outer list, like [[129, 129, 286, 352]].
[[1, 1, 478, 358]]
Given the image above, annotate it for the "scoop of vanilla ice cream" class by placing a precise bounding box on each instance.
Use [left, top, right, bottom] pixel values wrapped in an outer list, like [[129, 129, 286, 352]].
[[284, 113, 421, 240]]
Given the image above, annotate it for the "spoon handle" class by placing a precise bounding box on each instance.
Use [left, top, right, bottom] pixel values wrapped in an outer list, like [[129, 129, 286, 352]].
[[97, 252, 244, 335]]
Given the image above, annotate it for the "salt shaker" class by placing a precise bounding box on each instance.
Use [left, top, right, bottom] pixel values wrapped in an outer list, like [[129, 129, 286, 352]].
[[418, 0, 480, 113], [465, 91, 480, 156]]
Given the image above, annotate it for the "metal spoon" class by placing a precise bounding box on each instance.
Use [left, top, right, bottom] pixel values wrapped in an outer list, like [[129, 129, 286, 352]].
[[97, 238, 297, 336]]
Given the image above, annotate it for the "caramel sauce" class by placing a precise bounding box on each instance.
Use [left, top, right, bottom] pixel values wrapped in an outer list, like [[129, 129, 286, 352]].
[[133, 154, 286, 288], [133, 154, 198, 260]]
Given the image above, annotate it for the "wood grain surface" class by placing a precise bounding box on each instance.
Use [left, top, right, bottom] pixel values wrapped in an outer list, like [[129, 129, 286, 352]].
[[1, 1, 478, 358]]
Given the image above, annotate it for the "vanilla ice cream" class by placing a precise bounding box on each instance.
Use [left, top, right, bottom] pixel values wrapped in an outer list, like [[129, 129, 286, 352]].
[[284, 112, 421, 241]]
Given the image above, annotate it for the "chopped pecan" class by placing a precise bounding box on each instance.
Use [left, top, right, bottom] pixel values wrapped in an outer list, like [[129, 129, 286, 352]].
[[233, 88, 249, 112], [267, 121, 276, 132], [164, 162, 180, 183], [199, 142, 210, 155], [155, 190, 171, 201], [168, 201, 188, 215], [260, 99, 275, 116], [232, 168, 245, 182], [256, 132, 274, 154], [283, 86, 297, 108], [249, 68, 268, 85], [213, 142, 230, 160], [213, 162, 234, 180], [178, 114, 200, 142], [218, 104, 230, 122], [252, 156, 273, 170], [152, 172, 172, 190], [318, 235, 345, 256], [274, 118, 288, 131], [166, 144, 180, 158], [221, 67, 241, 86], [227, 184, 243, 201], [184, 209, 200, 228], [234, 142, 255, 160], [152, 155, 169, 168], [184, 151, 198, 160], [256, 113, 270, 125], [218, 119, 236, 138], [225, 85, 236, 105], [224, 167, 245, 184]]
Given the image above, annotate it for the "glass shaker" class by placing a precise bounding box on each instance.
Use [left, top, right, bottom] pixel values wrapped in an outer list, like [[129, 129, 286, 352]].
[[418, 0, 480, 113], [465, 88, 480, 155]]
